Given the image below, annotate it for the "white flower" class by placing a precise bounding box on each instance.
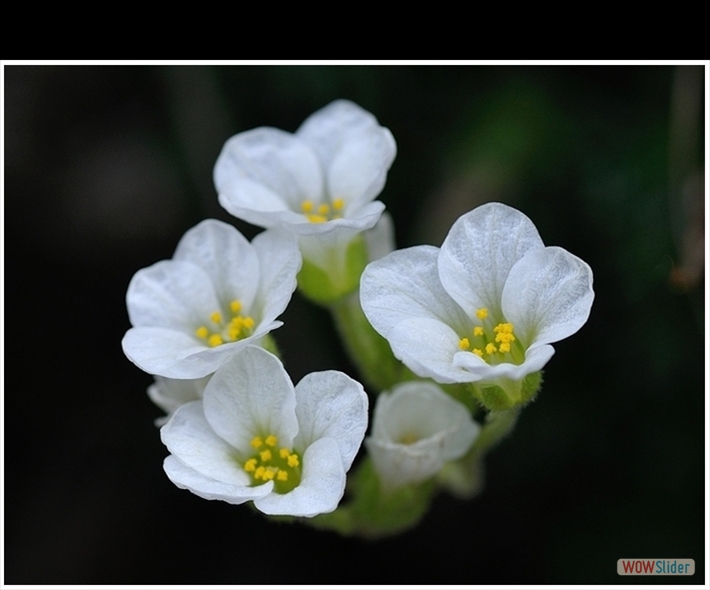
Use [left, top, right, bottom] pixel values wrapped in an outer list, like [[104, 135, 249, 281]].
[[360, 202, 594, 387], [366, 381, 480, 491], [122, 219, 301, 379], [160, 346, 369, 517], [214, 99, 396, 242]]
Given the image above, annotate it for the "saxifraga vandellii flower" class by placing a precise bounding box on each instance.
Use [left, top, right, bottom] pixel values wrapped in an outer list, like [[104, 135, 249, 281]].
[[160, 346, 369, 517]]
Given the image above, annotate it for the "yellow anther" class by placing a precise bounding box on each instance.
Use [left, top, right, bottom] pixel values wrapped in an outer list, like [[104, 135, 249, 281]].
[[476, 308, 488, 320], [317, 203, 330, 216], [485, 343, 497, 355], [473, 348, 483, 357], [260, 449, 272, 462], [250, 436, 263, 449], [307, 214, 328, 223], [195, 326, 209, 339], [265, 435, 278, 447], [210, 311, 222, 324], [230, 300, 242, 313], [277, 470, 288, 481], [301, 200, 314, 213], [244, 458, 257, 472], [208, 334, 223, 347], [262, 468, 276, 481], [287, 454, 300, 468], [333, 198, 345, 210], [459, 337, 470, 350], [254, 466, 265, 480], [473, 326, 484, 337], [279, 448, 290, 459], [499, 342, 511, 353], [243, 316, 255, 329]]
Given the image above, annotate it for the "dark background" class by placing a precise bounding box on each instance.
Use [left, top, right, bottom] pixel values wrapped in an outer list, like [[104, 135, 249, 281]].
[[4, 64, 706, 584]]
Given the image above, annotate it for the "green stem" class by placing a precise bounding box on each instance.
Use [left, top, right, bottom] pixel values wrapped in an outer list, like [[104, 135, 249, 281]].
[[329, 292, 414, 392]]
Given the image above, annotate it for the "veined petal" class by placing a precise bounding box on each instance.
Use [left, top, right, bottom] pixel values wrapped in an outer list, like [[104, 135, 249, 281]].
[[122, 327, 216, 379], [173, 219, 259, 312], [453, 342, 555, 382], [360, 245, 470, 340], [148, 374, 211, 417], [502, 246, 594, 348], [163, 455, 273, 505], [214, 126, 323, 216], [202, 347, 298, 455], [254, 437, 346, 517], [161, 401, 249, 486], [438, 202, 544, 319], [126, 260, 220, 331], [293, 371, 368, 471], [251, 228, 301, 323], [387, 317, 477, 383]]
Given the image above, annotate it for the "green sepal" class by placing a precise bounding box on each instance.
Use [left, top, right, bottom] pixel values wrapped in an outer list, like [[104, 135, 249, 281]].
[[471, 371, 543, 411], [297, 236, 369, 305]]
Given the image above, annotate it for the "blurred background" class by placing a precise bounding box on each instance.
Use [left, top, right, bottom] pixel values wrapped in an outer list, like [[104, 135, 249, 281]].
[[4, 64, 706, 584]]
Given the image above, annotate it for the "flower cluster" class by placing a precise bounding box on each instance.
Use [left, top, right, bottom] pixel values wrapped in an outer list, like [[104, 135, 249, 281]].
[[123, 100, 594, 531]]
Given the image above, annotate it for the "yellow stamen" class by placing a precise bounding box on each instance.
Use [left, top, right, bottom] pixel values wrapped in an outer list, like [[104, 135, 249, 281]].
[[279, 448, 290, 459], [244, 458, 257, 472], [317, 203, 330, 216], [250, 436, 263, 449], [265, 435, 278, 447], [473, 348, 483, 357], [473, 326, 484, 337], [287, 454, 300, 468], [230, 300, 242, 313], [208, 334, 223, 347], [499, 342, 511, 353], [277, 470, 288, 481], [459, 337, 470, 350], [210, 311, 222, 324], [476, 308, 488, 320], [195, 326, 208, 339], [333, 198, 345, 210], [485, 343, 497, 355], [307, 214, 328, 223], [260, 449, 272, 462], [301, 200, 314, 213]]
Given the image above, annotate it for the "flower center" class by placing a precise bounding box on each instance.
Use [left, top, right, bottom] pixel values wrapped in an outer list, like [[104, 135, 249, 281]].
[[458, 307, 523, 364], [243, 434, 301, 494], [300, 198, 345, 223], [194, 299, 255, 347]]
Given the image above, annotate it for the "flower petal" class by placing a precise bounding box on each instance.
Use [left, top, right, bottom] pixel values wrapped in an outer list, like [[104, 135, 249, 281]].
[[293, 371, 368, 471], [251, 228, 301, 323], [360, 245, 470, 340], [253, 437, 346, 517], [201, 347, 298, 455], [453, 343, 555, 382], [148, 374, 211, 417], [126, 260, 220, 331], [163, 455, 273, 505], [297, 100, 396, 211], [122, 326, 216, 379], [502, 246, 594, 348], [387, 317, 478, 383], [161, 401, 249, 486], [173, 219, 260, 312], [214, 127, 323, 225], [438, 202, 544, 319]]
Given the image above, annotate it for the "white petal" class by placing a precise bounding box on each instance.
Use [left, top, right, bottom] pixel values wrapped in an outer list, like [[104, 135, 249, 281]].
[[251, 228, 301, 323], [453, 343, 555, 382], [438, 202, 545, 319], [126, 260, 220, 331], [364, 211, 396, 262], [214, 127, 323, 222], [254, 437, 346, 517], [148, 374, 210, 416], [371, 381, 479, 462], [201, 347, 298, 455], [366, 438, 442, 490], [163, 455, 272, 505], [122, 326, 216, 379], [360, 245, 470, 340], [173, 219, 259, 312], [502, 246, 594, 347], [386, 317, 478, 383], [293, 371, 368, 471], [161, 401, 249, 485]]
